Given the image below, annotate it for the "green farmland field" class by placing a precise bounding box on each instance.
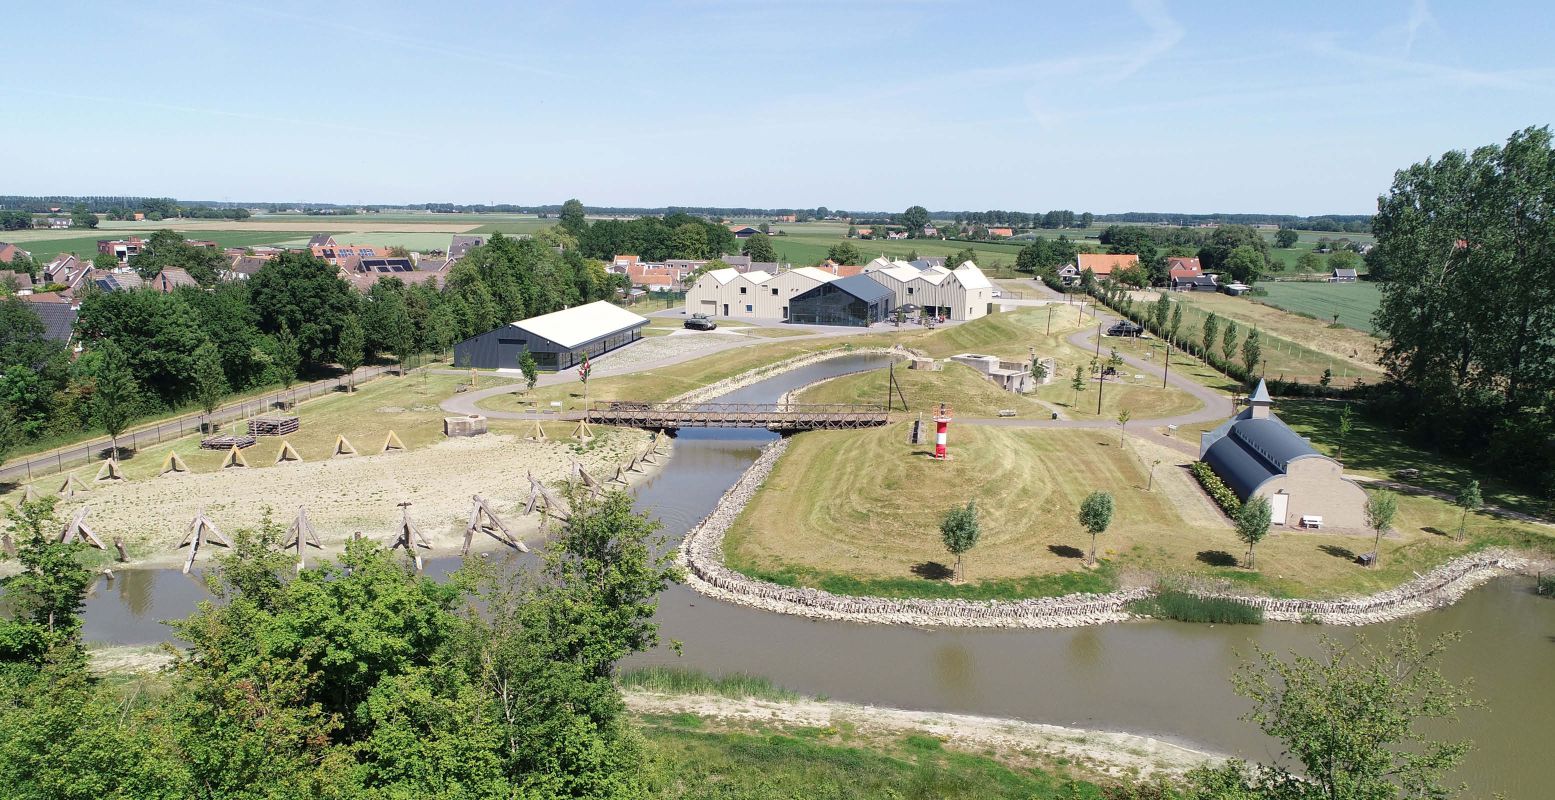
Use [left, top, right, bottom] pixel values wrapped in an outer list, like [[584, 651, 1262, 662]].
[[12, 230, 302, 261], [1255, 281, 1383, 333]]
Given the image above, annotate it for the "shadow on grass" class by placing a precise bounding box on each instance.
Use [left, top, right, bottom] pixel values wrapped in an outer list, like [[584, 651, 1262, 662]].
[[1423, 526, 1454, 538], [1318, 544, 1357, 562], [1047, 544, 1085, 559], [1196, 550, 1239, 567], [909, 562, 954, 580]]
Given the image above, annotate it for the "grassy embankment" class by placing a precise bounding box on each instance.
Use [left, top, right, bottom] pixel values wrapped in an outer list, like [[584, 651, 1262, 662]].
[[1121, 289, 1384, 386], [800, 307, 1202, 421], [724, 420, 1553, 600]]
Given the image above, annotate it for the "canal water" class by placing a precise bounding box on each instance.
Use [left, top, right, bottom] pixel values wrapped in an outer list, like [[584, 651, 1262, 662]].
[[80, 354, 1554, 798]]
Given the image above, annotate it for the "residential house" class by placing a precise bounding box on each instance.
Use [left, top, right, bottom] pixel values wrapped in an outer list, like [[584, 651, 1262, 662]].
[[1, 270, 34, 294], [43, 254, 92, 297], [0, 242, 29, 263], [1167, 256, 1203, 288], [1329, 268, 1358, 282], [449, 235, 484, 261], [97, 237, 146, 264], [312, 242, 393, 266], [306, 234, 336, 249], [909, 257, 947, 269], [1199, 380, 1368, 530], [152, 268, 199, 293], [685, 268, 774, 317], [774, 214, 796, 223], [812, 260, 866, 278], [1075, 253, 1139, 283], [922, 226, 939, 237], [727, 226, 760, 239], [853, 227, 873, 238], [986, 227, 1014, 238], [93, 269, 144, 293], [44, 218, 71, 229], [17, 293, 77, 344], [221, 253, 273, 282], [1175, 275, 1220, 291]]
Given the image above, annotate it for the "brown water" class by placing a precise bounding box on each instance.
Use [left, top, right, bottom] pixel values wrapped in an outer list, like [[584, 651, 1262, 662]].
[[79, 355, 1555, 799]]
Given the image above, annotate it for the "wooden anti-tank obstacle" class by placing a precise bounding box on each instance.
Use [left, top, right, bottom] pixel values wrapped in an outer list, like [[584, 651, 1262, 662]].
[[572, 417, 594, 442], [333, 435, 357, 457], [159, 451, 190, 476], [462, 494, 528, 555], [22, 483, 41, 503], [94, 457, 124, 482], [381, 430, 406, 454], [608, 464, 629, 485], [569, 461, 603, 495], [57, 473, 88, 498], [178, 508, 232, 574], [221, 444, 248, 469], [282, 505, 322, 570], [273, 440, 303, 465], [388, 501, 431, 570], [526, 418, 548, 442], [522, 472, 570, 530], [58, 506, 106, 550]]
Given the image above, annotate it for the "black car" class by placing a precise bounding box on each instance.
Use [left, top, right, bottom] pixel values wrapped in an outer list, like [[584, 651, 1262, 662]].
[[684, 314, 718, 331]]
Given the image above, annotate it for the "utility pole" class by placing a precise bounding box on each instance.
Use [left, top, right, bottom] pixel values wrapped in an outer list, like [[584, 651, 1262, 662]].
[[1096, 362, 1106, 415], [1046, 305, 1053, 335], [1094, 322, 1102, 358], [1162, 342, 1171, 389]]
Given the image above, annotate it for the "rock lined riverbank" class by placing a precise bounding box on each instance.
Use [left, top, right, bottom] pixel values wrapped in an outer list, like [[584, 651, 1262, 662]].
[[678, 440, 1532, 628], [671, 346, 908, 404]]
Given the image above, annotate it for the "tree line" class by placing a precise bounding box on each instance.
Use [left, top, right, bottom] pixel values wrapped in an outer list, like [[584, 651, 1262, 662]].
[[1369, 126, 1555, 495], [0, 231, 624, 464]]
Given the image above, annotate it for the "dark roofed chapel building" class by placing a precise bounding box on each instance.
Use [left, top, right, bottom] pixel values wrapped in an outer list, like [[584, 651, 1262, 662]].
[[1199, 380, 1368, 530]]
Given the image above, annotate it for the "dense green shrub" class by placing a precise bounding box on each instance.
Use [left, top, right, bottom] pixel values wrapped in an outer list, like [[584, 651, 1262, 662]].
[[1190, 461, 1242, 515], [1129, 588, 1264, 624]]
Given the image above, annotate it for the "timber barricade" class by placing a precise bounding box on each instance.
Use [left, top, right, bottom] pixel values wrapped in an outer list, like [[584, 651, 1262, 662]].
[[678, 439, 1527, 628]]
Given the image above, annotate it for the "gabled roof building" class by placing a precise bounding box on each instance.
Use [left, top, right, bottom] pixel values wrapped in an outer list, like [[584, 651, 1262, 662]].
[[453, 300, 647, 371], [788, 274, 894, 327], [1199, 380, 1368, 530]]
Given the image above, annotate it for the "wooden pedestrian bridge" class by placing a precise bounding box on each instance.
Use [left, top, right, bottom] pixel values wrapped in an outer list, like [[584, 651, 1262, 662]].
[[587, 401, 890, 431]]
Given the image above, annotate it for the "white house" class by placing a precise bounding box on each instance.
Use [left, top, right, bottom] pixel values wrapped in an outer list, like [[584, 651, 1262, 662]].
[[862, 258, 993, 321], [685, 266, 842, 320]]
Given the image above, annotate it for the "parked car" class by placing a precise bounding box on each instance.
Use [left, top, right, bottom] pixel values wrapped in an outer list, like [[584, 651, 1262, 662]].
[[684, 314, 717, 331]]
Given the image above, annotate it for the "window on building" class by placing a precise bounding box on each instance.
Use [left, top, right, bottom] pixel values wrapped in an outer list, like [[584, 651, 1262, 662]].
[[771, 288, 779, 295], [745, 304, 753, 313], [739, 286, 747, 294]]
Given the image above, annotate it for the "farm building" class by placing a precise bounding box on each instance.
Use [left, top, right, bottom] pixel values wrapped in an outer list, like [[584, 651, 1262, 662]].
[[1199, 380, 1368, 530], [1059, 253, 1140, 286], [788, 274, 894, 327], [862, 258, 994, 321], [685, 266, 839, 320], [1330, 268, 1358, 282], [453, 300, 648, 371]]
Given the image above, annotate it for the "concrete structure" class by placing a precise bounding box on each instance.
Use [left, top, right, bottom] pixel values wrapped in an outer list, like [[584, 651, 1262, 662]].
[[443, 415, 488, 437], [861, 258, 993, 321], [948, 354, 1038, 393], [1199, 380, 1368, 530], [453, 300, 647, 371]]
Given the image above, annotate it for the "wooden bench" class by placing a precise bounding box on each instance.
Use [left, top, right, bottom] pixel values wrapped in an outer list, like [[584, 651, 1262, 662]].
[[1299, 515, 1324, 530]]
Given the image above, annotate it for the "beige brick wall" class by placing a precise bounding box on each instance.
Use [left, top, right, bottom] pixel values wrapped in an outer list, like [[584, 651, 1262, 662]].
[[1256, 457, 1369, 531]]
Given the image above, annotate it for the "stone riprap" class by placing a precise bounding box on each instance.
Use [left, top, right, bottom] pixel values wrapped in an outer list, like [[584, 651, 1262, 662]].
[[671, 346, 907, 405]]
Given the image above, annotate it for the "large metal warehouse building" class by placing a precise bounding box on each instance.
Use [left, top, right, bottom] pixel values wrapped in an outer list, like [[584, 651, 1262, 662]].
[[453, 300, 648, 371]]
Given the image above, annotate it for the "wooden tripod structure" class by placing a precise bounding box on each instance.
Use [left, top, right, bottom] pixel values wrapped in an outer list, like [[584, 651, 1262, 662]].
[[178, 508, 231, 574], [462, 494, 527, 555], [388, 501, 431, 570], [95, 457, 125, 482], [572, 417, 594, 441], [570, 460, 604, 495], [523, 472, 570, 531], [58, 506, 106, 550], [282, 506, 322, 570], [57, 473, 89, 499]]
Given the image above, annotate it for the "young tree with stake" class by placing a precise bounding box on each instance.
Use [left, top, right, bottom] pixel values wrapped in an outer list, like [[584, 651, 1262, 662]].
[[1336, 403, 1354, 462], [192, 340, 227, 429], [1116, 409, 1131, 444], [1365, 490, 1398, 567], [1221, 320, 1238, 363], [1070, 365, 1085, 407], [1235, 495, 1272, 568], [519, 349, 539, 392], [1454, 480, 1482, 541], [939, 501, 981, 582], [336, 315, 365, 392], [91, 341, 139, 458], [1078, 491, 1114, 566]]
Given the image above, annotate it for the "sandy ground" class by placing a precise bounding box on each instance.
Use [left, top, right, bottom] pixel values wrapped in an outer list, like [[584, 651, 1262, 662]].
[[624, 691, 1221, 781], [47, 427, 659, 568], [1126, 435, 1230, 529]]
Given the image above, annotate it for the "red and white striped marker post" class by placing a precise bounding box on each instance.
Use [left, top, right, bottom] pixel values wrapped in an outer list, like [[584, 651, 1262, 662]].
[[932, 403, 952, 460]]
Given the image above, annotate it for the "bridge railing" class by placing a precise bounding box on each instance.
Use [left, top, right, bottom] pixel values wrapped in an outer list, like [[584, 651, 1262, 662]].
[[589, 401, 885, 416]]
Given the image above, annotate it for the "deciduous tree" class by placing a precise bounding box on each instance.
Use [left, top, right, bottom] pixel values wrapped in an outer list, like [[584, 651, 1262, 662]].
[[1454, 480, 1482, 541], [1078, 491, 1113, 565], [336, 314, 365, 391], [1365, 490, 1398, 567], [1274, 228, 1299, 248], [1235, 495, 1272, 568], [741, 232, 776, 262], [939, 501, 981, 582], [89, 341, 139, 456]]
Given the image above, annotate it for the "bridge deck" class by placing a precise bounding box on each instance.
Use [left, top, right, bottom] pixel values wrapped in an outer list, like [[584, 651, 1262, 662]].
[[587, 401, 889, 431]]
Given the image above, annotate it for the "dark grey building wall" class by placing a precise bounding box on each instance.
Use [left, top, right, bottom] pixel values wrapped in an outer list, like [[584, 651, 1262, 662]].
[[453, 321, 646, 370]]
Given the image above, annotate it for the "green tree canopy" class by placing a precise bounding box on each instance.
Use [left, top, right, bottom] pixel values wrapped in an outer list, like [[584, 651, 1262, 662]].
[[1234, 496, 1272, 568], [1274, 228, 1299, 248], [741, 232, 777, 262], [1078, 491, 1114, 565], [939, 501, 981, 582]]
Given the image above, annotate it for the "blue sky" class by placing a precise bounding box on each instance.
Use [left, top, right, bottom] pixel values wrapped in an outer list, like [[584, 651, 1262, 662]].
[[3, 0, 1551, 214]]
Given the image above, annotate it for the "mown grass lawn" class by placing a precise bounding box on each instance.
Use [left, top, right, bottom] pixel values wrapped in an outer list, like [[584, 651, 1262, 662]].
[[1254, 281, 1383, 333]]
